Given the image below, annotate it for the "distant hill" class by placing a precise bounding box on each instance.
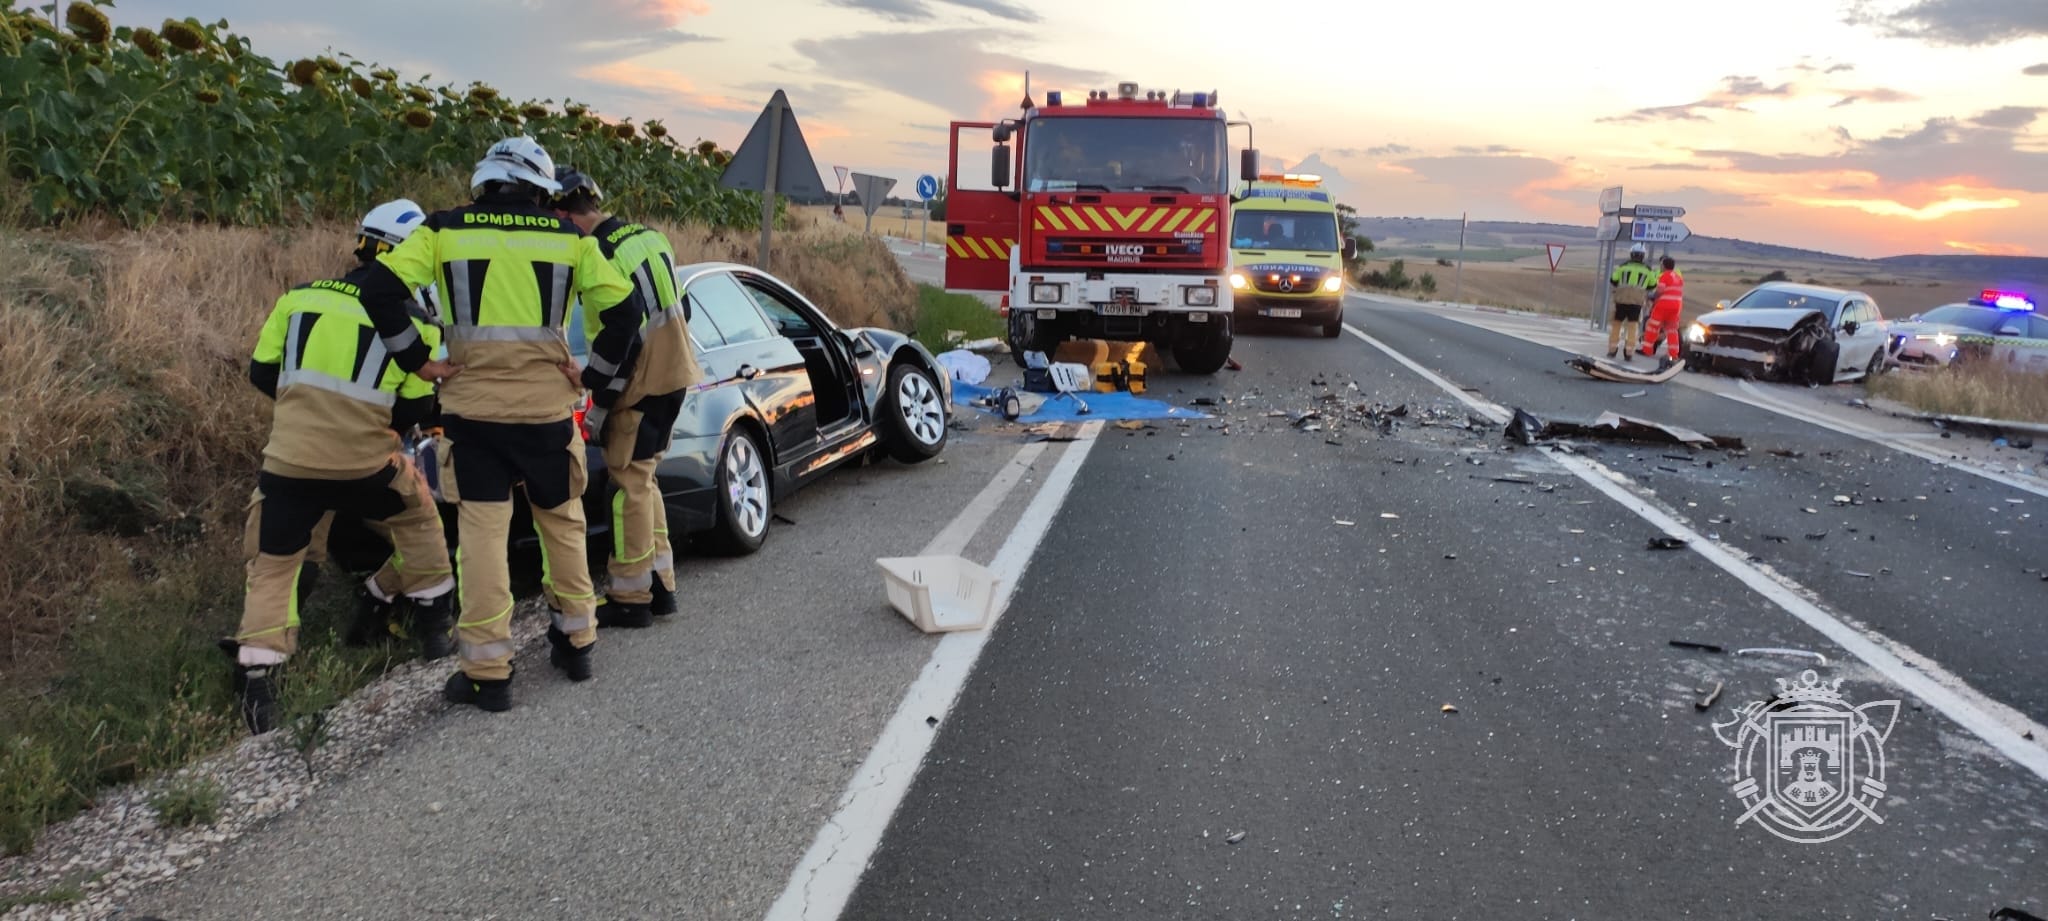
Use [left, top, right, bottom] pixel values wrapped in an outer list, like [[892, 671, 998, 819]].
[[1349, 217, 2044, 284]]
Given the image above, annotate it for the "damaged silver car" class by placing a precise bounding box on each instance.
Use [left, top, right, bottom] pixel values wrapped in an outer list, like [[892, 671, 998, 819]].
[[1682, 282, 1891, 385]]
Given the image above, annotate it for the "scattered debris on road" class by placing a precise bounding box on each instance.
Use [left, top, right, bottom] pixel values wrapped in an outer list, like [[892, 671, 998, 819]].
[[1506, 407, 1741, 450], [1695, 681, 1725, 711], [1646, 536, 1689, 550], [1441, 704, 1459, 714], [1738, 647, 1829, 666], [1669, 640, 1726, 654], [1226, 830, 1247, 845]]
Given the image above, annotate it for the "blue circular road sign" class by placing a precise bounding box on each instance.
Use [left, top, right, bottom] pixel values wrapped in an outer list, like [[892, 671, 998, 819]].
[[915, 174, 938, 201]]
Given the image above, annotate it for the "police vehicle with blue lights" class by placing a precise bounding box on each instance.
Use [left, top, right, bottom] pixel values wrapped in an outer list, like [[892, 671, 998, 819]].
[[1884, 289, 2048, 374], [1227, 174, 1357, 338]]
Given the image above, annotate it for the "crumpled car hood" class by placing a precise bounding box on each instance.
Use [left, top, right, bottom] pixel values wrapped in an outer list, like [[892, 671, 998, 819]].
[[1695, 308, 1825, 333]]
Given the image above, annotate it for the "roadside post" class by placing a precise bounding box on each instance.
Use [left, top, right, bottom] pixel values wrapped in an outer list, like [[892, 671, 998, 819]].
[[915, 173, 939, 251], [1454, 211, 1467, 303], [719, 89, 826, 269], [1592, 186, 1622, 331], [1545, 242, 1566, 313], [851, 172, 896, 235]]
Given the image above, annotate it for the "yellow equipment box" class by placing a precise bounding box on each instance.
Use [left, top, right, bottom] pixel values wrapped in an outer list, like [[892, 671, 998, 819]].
[[1052, 340, 1158, 393]]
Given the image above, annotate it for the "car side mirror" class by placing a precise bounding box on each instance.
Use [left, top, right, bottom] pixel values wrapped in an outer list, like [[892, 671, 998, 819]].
[[1841, 321, 1858, 336], [846, 330, 876, 358], [991, 144, 1011, 190], [1999, 326, 2023, 338], [1240, 148, 1259, 185], [1343, 237, 1358, 261]]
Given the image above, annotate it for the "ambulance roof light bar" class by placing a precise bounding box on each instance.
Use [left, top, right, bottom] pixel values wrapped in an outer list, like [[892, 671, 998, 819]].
[[1980, 289, 2036, 311]]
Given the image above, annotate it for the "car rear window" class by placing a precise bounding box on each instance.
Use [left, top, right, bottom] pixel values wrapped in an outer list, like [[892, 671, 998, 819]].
[[1731, 289, 1841, 313], [1917, 305, 2007, 333]]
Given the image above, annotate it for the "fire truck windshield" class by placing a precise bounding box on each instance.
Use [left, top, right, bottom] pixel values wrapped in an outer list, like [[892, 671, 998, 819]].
[[1022, 116, 1226, 195]]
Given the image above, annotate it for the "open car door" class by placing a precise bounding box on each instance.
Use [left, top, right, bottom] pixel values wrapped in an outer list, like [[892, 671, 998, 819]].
[[943, 121, 1017, 294]]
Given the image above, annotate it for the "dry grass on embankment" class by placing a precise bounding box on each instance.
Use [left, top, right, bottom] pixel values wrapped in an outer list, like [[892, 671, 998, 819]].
[[1869, 363, 2048, 425], [0, 219, 916, 855]]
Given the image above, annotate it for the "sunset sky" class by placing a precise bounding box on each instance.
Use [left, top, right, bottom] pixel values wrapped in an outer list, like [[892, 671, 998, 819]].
[[116, 0, 2048, 259]]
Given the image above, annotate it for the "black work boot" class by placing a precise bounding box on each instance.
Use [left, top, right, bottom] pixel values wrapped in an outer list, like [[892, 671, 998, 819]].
[[546, 627, 595, 682], [650, 579, 677, 618], [412, 594, 456, 661], [443, 671, 512, 712], [345, 583, 395, 648], [596, 599, 654, 629], [217, 640, 279, 734]]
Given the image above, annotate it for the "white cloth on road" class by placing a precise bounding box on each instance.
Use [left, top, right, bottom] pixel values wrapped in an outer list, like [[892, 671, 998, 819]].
[[936, 349, 992, 386]]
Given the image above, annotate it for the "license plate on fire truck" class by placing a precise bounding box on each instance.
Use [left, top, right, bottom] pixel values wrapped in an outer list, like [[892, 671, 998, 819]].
[[1098, 288, 1145, 316]]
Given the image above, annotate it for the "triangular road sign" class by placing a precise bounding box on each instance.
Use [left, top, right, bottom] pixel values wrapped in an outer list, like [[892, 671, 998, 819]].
[[719, 90, 825, 199]]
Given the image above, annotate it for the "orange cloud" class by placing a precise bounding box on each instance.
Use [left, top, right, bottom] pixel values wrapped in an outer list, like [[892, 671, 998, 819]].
[[579, 62, 753, 114], [1787, 195, 2021, 220], [1944, 240, 2032, 256], [595, 0, 709, 27]]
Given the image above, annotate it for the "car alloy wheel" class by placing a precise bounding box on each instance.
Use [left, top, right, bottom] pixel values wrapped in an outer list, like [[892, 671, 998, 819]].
[[724, 431, 768, 541], [897, 369, 945, 447]]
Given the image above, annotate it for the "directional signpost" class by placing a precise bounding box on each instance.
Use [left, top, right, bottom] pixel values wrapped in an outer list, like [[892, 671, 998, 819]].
[[850, 171, 896, 234], [1630, 219, 1692, 244], [720, 89, 827, 269], [1632, 204, 1686, 220], [1592, 187, 1622, 330], [915, 173, 939, 250]]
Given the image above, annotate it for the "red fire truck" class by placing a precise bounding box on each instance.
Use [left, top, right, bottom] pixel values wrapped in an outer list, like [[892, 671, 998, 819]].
[[942, 80, 1257, 374]]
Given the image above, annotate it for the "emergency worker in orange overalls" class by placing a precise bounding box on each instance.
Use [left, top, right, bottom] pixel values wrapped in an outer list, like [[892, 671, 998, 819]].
[[1640, 256, 1685, 363]]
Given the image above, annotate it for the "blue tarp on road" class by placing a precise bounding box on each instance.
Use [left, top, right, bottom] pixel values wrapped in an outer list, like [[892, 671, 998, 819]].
[[951, 382, 1212, 423]]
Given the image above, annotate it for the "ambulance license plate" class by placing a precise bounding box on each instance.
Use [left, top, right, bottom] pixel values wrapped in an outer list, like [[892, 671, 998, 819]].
[[1267, 308, 1303, 319]]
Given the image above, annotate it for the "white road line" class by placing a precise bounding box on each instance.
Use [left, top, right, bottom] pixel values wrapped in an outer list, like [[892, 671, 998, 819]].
[[921, 442, 1048, 557], [1728, 379, 2048, 500], [1351, 294, 2048, 497], [764, 423, 1103, 921], [1343, 321, 2048, 782]]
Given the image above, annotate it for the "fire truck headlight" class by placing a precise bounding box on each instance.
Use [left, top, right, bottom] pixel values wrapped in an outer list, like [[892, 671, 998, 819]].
[[1184, 286, 1217, 307], [1227, 272, 1247, 291], [1029, 283, 1064, 305], [1320, 275, 1343, 293]]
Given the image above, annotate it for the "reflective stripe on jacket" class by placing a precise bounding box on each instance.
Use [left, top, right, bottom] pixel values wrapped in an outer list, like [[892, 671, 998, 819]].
[[1610, 260, 1656, 307], [252, 269, 441, 476], [591, 217, 703, 404], [375, 198, 644, 423], [1654, 269, 1685, 311]]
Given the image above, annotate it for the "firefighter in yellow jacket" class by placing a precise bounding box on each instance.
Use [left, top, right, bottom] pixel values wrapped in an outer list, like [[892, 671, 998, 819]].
[[549, 167, 704, 626], [1607, 243, 1657, 362], [353, 137, 650, 712], [226, 200, 456, 734]]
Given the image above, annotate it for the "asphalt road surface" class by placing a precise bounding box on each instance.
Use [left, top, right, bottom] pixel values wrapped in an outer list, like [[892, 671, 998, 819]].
[[135, 290, 2048, 920], [841, 293, 2048, 919]]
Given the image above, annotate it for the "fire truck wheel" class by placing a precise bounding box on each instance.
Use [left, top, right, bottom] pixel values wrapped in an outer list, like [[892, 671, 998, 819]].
[[1172, 326, 1233, 375], [1007, 310, 1059, 367]]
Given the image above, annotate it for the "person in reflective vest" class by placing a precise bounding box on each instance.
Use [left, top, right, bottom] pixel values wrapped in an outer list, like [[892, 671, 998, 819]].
[[352, 136, 650, 712], [1640, 256, 1685, 363], [226, 200, 455, 734], [1608, 243, 1656, 362], [549, 167, 704, 628]]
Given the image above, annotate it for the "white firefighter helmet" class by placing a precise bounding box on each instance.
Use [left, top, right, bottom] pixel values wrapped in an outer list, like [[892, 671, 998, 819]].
[[470, 135, 562, 194], [1629, 242, 1648, 257], [358, 198, 426, 250]]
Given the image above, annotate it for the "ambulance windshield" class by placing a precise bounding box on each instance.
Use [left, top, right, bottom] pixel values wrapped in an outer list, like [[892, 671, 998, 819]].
[[1023, 116, 1227, 195]]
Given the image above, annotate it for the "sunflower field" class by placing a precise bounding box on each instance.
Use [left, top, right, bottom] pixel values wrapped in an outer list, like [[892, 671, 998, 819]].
[[0, 0, 764, 228]]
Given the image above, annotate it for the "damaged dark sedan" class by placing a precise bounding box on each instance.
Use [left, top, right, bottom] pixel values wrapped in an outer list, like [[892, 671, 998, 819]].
[[1682, 282, 1891, 385]]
